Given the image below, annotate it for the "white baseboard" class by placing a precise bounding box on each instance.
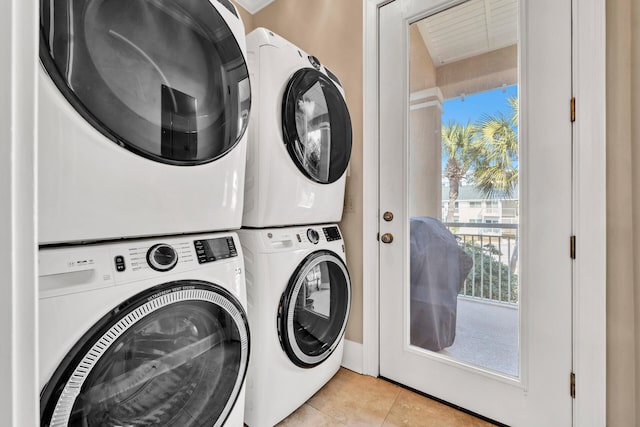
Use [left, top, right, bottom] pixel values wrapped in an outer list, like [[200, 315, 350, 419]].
[[341, 339, 364, 374]]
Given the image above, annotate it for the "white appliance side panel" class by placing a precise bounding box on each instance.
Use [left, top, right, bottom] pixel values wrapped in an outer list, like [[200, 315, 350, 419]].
[[39, 234, 246, 387], [238, 225, 346, 257], [242, 36, 347, 228], [39, 46, 248, 244], [239, 230, 348, 426], [245, 334, 344, 427]]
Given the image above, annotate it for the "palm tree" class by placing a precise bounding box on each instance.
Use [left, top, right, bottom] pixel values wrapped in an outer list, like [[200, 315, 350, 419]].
[[442, 121, 477, 222], [472, 96, 519, 273], [472, 96, 519, 198]]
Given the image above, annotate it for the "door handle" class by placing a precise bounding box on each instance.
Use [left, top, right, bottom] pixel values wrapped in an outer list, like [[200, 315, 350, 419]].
[[381, 233, 394, 244], [383, 211, 394, 222]]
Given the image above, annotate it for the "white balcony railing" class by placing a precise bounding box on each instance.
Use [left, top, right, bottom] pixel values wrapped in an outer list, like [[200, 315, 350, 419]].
[[444, 223, 519, 305]]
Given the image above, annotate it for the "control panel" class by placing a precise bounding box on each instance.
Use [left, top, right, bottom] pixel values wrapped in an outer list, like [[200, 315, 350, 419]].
[[39, 233, 242, 299], [194, 236, 237, 264], [322, 226, 342, 242], [118, 241, 193, 273], [263, 225, 343, 252]]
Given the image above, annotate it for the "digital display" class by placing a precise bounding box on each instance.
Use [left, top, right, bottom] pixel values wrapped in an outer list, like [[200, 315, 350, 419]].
[[194, 237, 237, 264], [206, 238, 232, 259], [322, 226, 341, 242]]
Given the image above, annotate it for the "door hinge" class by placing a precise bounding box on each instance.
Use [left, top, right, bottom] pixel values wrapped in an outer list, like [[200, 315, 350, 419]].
[[570, 97, 576, 122], [570, 235, 576, 259], [570, 372, 576, 398]]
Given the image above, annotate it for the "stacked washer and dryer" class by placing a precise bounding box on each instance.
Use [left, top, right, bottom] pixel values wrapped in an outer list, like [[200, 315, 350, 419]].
[[240, 28, 354, 427], [38, 1, 252, 426]]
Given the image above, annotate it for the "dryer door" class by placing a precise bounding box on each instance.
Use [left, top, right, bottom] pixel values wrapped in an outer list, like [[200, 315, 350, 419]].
[[40, 281, 249, 427], [40, 0, 250, 165], [278, 251, 351, 368], [282, 69, 352, 184]]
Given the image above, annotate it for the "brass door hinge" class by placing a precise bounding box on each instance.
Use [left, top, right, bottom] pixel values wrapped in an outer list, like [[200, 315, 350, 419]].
[[570, 372, 576, 398], [570, 235, 576, 259], [570, 97, 576, 122]]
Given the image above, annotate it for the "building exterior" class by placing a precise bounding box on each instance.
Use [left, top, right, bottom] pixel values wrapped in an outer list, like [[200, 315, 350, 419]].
[[441, 184, 518, 236]]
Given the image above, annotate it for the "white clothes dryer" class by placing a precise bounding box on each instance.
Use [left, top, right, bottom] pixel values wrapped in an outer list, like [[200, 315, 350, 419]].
[[39, 231, 249, 426], [237, 224, 351, 427], [242, 28, 352, 228], [39, 0, 251, 244]]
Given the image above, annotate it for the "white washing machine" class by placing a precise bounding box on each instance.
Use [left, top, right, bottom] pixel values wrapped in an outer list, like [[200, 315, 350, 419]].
[[238, 224, 351, 427], [242, 28, 353, 228], [39, 231, 249, 426], [39, 0, 251, 245]]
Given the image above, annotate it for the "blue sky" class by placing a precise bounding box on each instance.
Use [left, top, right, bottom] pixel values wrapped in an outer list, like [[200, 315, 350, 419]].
[[442, 84, 518, 126], [440, 84, 518, 174]]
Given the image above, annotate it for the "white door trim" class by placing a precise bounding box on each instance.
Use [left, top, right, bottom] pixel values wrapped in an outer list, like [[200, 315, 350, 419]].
[[0, 0, 39, 424], [361, 0, 607, 423], [571, 0, 607, 425], [362, 0, 386, 377]]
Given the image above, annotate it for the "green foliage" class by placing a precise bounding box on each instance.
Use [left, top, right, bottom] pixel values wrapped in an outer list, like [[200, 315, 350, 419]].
[[459, 240, 519, 304]]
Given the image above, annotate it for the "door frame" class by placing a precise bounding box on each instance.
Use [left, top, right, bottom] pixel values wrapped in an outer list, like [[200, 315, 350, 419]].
[[361, 0, 606, 424]]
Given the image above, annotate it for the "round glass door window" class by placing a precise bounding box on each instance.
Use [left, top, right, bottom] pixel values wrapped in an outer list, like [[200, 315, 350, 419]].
[[40, 0, 251, 165], [40, 281, 249, 427], [278, 251, 351, 367], [282, 69, 352, 184]]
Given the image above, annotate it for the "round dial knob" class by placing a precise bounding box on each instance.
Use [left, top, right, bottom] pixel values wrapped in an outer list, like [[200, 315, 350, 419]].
[[307, 228, 320, 244], [308, 55, 321, 69], [147, 244, 178, 272]]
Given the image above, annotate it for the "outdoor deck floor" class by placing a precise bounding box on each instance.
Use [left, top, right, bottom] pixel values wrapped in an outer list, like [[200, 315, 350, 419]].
[[439, 297, 519, 377]]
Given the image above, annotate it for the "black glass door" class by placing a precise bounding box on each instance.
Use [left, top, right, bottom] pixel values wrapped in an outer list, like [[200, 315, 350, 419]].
[[41, 281, 250, 427], [278, 251, 351, 368], [40, 0, 250, 165], [282, 69, 352, 184]]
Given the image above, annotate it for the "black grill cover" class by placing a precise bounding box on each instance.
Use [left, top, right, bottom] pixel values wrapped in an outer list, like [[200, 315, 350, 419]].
[[410, 217, 473, 351]]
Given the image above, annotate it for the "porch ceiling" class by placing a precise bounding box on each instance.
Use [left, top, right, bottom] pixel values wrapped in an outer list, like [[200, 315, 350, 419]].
[[417, 0, 517, 67]]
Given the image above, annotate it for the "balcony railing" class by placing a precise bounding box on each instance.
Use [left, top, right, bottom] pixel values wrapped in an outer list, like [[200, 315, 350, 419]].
[[444, 223, 519, 305]]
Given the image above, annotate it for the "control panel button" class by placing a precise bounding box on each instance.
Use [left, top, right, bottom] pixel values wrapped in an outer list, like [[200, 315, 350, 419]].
[[114, 255, 126, 272], [147, 244, 178, 272], [307, 228, 320, 244]]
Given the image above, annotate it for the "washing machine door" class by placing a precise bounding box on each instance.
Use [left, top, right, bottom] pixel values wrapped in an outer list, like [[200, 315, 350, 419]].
[[40, 281, 249, 427], [278, 250, 351, 368], [39, 0, 250, 166], [282, 68, 352, 184]]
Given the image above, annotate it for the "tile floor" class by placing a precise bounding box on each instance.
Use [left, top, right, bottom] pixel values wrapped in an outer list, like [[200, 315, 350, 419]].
[[276, 368, 495, 427]]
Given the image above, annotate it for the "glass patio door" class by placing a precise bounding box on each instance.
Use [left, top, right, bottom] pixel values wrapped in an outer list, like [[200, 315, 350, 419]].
[[378, 0, 573, 425]]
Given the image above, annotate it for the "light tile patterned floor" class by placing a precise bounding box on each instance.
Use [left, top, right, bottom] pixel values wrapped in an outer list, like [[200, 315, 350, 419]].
[[276, 368, 495, 427]]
